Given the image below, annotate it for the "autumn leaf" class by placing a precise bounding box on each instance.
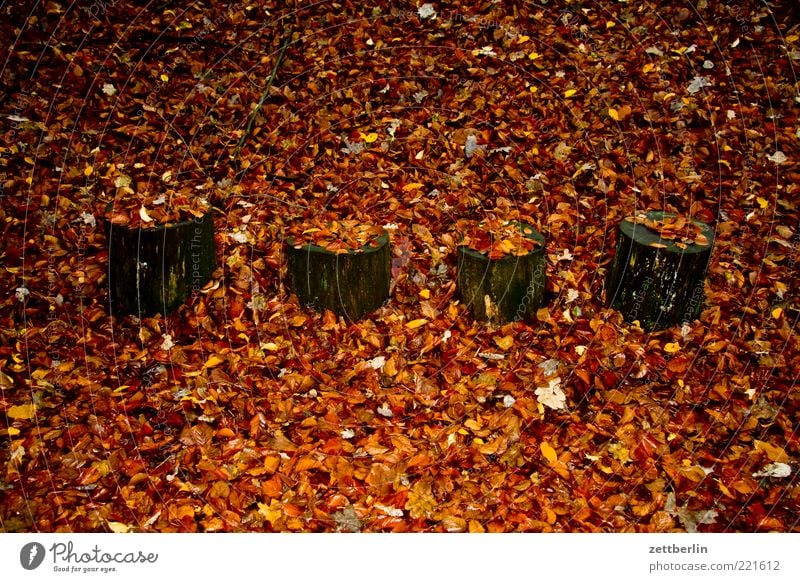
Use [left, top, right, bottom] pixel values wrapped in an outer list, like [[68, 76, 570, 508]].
[[107, 521, 132, 533], [494, 335, 514, 350], [203, 354, 226, 368], [754, 440, 789, 463], [7, 404, 36, 420], [608, 104, 632, 121], [540, 441, 558, 464], [138, 206, 154, 223], [608, 442, 631, 464], [405, 479, 436, 519]]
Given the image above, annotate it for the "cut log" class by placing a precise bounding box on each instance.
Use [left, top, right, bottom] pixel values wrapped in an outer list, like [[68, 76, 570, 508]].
[[456, 223, 546, 323], [605, 211, 715, 330], [286, 232, 390, 321], [106, 211, 216, 316]]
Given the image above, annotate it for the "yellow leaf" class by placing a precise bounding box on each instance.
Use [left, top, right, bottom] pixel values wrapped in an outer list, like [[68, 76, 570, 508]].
[[494, 335, 514, 351], [756, 196, 769, 209], [361, 132, 378, 143], [606, 21, 616, 28], [771, 307, 783, 319], [406, 480, 436, 519], [402, 182, 424, 191], [642, 63, 655, 74], [705, 340, 727, 353], [564, 89, 577, 98], [83, 165, 94, 177], [107, 521, 131, 533], [786, 34, 798, 43], [608, 442, 630, 464], [419, 289, 430, 299], [528, 85, 538, 93], [289, 314, 308, 326], [528, 51, 541, 60], [7, 403, 36, 420], [608, 107, 620, 121], [204, 354, 226, 368], [258, 501, 283, 527], [7, 427, 20, 436], [545, 507, 557, 524], [664, 342, 681, 353], [478, 438, 503, 455], [0, 369, 13, 388], [717, 480, 736, 499], [498, 239, 516, 254], [405, 318, 428, 330], [754, 440, 789, 463], [516, 35, 530, 44], [540, 441, 558, 464], [160, 74, 169, 82], [31, 368, 49, 380]]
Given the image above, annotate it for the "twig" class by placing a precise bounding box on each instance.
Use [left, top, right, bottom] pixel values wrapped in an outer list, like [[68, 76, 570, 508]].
[[232, 33, 292, 167]]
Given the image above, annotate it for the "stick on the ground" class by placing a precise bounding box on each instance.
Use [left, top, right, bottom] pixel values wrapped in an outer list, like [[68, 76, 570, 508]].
[[232, 34, 292, 167]]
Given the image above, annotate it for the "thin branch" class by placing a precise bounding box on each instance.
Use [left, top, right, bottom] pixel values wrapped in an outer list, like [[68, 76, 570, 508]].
[[232, 33, 292, 167]]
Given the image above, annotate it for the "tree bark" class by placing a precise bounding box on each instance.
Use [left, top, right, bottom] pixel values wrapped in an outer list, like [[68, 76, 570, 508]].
[[106, 211, 216, 317], [605, 211, 714, 330], [456, 224, 546, 324], [286, 232, 391, 321]]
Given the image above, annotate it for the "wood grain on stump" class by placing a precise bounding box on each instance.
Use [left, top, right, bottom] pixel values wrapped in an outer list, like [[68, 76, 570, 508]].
[[605, 211, 714, 330], [107, 211, 216, 316], [457, 223, 546, 323], [286, 232, 390, 321]]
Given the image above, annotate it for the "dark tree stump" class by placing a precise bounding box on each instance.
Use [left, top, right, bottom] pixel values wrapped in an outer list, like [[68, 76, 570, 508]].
[[457, 224, 546, 323], [286, 232, 391, 321], [106, 211, 216, 317], [605, 211, 715, 330]]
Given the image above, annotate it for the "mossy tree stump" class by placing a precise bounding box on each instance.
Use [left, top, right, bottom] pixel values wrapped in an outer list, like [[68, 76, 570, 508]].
[[286, 232, 391, 321], [457, 224, 546, 323], [605, 211, 715, 330], [106, 211, 216, 317]]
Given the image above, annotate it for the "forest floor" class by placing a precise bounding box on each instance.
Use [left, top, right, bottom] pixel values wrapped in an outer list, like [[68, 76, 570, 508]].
[[0, 1, 799, 532]]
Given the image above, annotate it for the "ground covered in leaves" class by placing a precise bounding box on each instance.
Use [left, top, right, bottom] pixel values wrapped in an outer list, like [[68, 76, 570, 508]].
[[1, 1, 799, 532]]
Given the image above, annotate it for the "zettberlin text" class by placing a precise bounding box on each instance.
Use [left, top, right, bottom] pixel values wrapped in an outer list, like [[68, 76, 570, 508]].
[[649, 544, 708, 554]]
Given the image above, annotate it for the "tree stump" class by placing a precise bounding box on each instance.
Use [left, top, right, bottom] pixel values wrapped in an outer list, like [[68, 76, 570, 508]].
[[106, 211, 216, 316], [286, 232, 391, 321], [605, 211, 715, 330], [456, 223, 546, 323]]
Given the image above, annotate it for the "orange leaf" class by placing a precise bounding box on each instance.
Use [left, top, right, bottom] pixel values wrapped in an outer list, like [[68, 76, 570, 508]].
[[540, 441, 558, 464], [754, 440, 789, 463]]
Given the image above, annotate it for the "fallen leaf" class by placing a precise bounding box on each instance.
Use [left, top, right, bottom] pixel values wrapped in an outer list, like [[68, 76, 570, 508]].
[[754, 440, 790, 463], [204, 354, 226, 368], [752, 462, 791, 478], [139, 206, 154, 223], [7, 403, 36, 420], [540, 441, 558, 464]]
